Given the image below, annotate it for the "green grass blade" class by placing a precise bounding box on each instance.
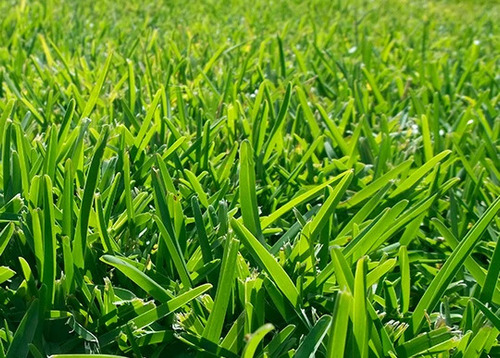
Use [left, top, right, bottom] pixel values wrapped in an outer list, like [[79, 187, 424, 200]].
[[130, 283, 212, 330], [262, 170, 351, 229], [192, 196, 213, 264], [80, 52, 113, 119], [395, 327, 454, 358], [239, 140, 264, 244], [353, 257, 368, 358], [100, 255, 172, 303], [154, 214, 192, 288], [390, 150, 451, 198], [296, 315, 332, 358], [73, 126, 109, 269], [470, 298, 500, 330], [133, 88, 163, 152], [411, 197, 500, 334], [202, 238, 240, 343], [420, 114, 433, 162], [231, 218, 299, 308], [309, 171, 353, 241], [433, 218, 500, 304], [341, 159, 412, 208], [366, 258, 396, 287], [185, 169, 210, 208], [262, 324, 296, 357], [41, 175, 57, 306], [62, 159, 74, 240], [6, 299, 39, 358], [479, 236, 500, 304], [398, 246, 410, 314]]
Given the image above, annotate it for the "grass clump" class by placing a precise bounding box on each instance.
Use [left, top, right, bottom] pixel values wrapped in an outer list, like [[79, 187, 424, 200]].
[[0, 0, 499, 357]]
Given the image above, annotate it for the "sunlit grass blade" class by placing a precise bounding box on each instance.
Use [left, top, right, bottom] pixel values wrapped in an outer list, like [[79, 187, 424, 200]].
[[242, 324, 274, 358], [327, 290, 352, 358], [0, 222, 14, 256], [80, 52, 113, 120], [395, 327, 455, 358], [41, 175, 57, 306], [0, 266, 15, 284]]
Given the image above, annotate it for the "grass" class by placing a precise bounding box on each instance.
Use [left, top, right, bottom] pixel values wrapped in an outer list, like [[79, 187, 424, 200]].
[[0, 0, 499, 356]]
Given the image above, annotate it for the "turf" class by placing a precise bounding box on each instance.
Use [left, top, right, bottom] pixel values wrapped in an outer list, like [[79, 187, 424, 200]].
[[0, 0, 499, 357]]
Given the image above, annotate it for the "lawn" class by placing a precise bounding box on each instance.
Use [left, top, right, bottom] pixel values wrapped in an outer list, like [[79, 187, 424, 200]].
[[0, 0, 499, 357]]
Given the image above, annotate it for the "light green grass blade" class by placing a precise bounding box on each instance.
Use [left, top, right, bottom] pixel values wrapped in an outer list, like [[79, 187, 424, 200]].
[[80, 52, 113, 120], [479, 236, 500, 304], [0, 266, 15, 284], [242, 324, 274, 358], [327, 290, 352, 358], [41, 175, 57, 306], [420, 114, 433, 162], [133, 88, 163, 151], [463, 326, 493, 358], [0, 223, 14, 256], [262, 83, 292, 162], [130, 283, 212, 330], [366, 258, 396, 287], [185, 169, 210, 208], [296, 85, 321, 138], [262, 324, 296, 357], [395, 327, 454, 358], [470, 298, 500, 330]]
